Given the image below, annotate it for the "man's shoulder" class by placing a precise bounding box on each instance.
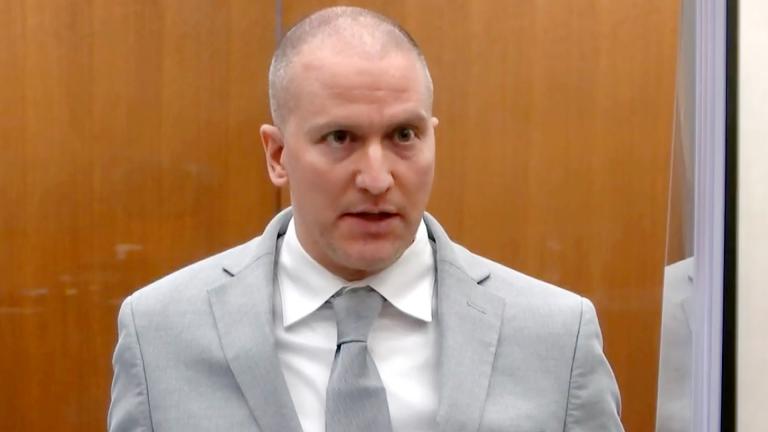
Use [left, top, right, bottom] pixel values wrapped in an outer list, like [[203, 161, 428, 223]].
[[126, 235, 266, 312], [447, 241, 592, 341], [425, 213, 584, 311], [450, 242, 584, 309]]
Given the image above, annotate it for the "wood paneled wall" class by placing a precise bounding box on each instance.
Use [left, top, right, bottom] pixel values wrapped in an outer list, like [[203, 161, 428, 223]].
[[1, 1, 679, 431], [0, 1, 276, 430]]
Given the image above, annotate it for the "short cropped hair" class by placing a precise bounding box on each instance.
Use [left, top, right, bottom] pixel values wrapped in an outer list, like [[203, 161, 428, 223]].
[[268, 6, 433, 127]]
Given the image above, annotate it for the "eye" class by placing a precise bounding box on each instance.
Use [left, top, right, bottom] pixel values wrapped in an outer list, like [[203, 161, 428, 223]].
[[393, 127, 417, 144], [324, 130, 351, 147]]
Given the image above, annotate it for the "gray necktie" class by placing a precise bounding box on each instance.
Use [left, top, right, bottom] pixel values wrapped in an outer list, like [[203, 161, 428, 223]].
[[325, 286, 393, 432]]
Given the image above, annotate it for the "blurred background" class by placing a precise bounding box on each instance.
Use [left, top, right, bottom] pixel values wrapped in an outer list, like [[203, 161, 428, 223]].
[[0, 0, 742, 431]]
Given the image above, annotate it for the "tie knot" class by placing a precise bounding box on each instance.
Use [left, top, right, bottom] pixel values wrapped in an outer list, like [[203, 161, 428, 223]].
[[330, 286, 384, 345]]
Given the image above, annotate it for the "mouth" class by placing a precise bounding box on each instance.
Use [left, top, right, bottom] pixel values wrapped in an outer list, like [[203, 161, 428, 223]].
[[339, 209, 402, 236], [343, 211, 399, 222]]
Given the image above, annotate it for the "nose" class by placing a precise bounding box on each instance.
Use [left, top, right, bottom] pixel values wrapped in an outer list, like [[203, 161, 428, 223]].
[[355, 142, 393, 195]]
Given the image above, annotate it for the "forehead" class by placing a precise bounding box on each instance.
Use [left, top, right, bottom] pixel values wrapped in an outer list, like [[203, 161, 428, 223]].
[[283, 41, 431, 125]]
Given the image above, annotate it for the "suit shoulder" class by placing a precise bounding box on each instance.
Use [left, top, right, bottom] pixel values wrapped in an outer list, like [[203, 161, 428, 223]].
[[452, 243, 584, 308], [128, 236, 265, 310]]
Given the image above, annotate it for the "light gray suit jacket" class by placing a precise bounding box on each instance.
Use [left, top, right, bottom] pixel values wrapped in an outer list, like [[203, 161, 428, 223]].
[[109, 209, 623, 431]]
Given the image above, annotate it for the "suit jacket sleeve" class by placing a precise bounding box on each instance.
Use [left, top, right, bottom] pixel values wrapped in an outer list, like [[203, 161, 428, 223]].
[[108, 296, 154, 432], [564, 298, 624, 431]]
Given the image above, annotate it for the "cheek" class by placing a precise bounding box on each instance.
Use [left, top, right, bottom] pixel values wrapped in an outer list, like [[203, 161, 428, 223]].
[[284, 146, 323, 188], [406, 154, 435, 196], [287, 157, 349, 207]]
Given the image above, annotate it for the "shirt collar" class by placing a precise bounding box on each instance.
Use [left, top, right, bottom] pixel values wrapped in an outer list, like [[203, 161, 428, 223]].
[[277, 217, 435, 327]]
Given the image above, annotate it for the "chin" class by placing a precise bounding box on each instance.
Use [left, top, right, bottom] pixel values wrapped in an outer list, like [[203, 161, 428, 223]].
[[336, 245, 404, 279]]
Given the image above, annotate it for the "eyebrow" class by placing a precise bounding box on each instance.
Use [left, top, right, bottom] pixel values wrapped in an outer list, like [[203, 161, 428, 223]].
[[304, 109, 430, 137]]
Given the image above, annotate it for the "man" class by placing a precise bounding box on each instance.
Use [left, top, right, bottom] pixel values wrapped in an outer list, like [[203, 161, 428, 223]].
[[109, 6, 623, 432]]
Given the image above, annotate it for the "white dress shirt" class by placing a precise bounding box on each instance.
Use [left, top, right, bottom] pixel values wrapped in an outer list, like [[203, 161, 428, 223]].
[[274, 218, 438, 432]]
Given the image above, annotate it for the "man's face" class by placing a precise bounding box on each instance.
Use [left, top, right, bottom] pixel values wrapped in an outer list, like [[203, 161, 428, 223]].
[[261, 43, 437, 281]]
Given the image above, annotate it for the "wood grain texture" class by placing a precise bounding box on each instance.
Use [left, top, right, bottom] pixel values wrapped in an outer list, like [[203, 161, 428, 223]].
[[280, 2, 679, 431], [0, 1, 276, 430]]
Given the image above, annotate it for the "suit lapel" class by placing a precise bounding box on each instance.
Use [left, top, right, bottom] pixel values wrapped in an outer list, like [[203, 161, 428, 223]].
[[207, 209, 303, 432], [425, 215, 506, 432]]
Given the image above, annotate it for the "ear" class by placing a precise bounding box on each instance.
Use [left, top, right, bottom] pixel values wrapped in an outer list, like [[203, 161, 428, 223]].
[[260, 124, 289, 187]]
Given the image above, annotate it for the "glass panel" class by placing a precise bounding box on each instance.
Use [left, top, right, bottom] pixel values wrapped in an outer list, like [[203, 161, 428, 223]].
[[656, 0, 696, 430]]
